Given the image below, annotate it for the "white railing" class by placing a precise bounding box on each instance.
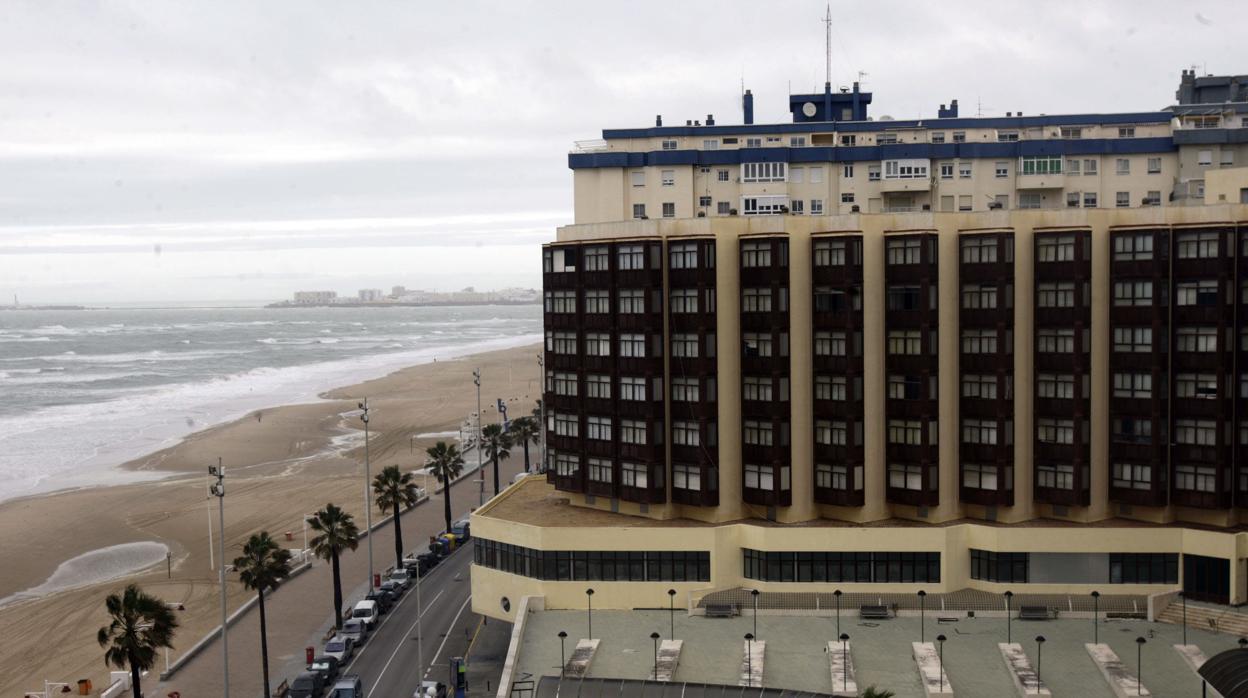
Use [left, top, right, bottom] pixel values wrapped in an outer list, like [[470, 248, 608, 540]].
[[571, 139, 609, 153]]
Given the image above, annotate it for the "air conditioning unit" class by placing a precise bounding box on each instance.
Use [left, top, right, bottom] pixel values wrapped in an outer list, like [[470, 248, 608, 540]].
[[922, 204, 931, 211], [729, 208, 739, 216], [779, 205, 790, 214], [696, 211, 706, 217], [851, 205, 861, 213], [988, 201, 1003, 210]]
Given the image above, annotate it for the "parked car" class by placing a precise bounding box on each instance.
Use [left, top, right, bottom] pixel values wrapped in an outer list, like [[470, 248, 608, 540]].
[[323, 636, 355, 664], [379, 580, 404, 598], [451, 518, 471, 540], [327, 674, 364, 698], [388, 568, 412, 590], [308, 655, 340, 684], [289, 670, 324, 698], [352, 599, 380, 630], [365, 588, 394, 613], [415, 680, 448, 698], [340, 618, 369, 646]]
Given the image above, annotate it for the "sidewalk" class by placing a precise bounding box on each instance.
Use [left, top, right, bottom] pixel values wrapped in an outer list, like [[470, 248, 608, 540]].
[[152, 450, 527, 697]]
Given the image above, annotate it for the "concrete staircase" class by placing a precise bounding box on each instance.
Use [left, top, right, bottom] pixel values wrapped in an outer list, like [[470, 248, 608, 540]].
[[1156, 602, 1248, 637]]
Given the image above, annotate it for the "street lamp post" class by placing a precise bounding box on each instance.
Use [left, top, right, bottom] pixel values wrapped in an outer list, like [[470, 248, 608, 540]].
[[1004, 590, 1014, 644], [1035, 635, 1046, 691], [667, 589, 677, 639], [558, 631, 567, 678], [744, 633, 754, 688], [1091, 591, 1101, 644], [936, 634, 947, 693], [650, 632, 661, 678], [473, 369, 483, 507], [839, 633, 849, 694], [416, 561, 424, 681], [537, 354, 546, 472], [751, 588, 760, 638], [359, 400, 374, 590], [1182, 590, 1188, 646], [1136, 636, 1146, 696], [834, 589, 842, 638], [918, 590, 927, 643], [208, 460, 229, 698], [586, 588, 594, 640]]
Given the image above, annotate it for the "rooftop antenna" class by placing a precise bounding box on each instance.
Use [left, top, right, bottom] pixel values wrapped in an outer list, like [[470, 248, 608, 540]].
[[823, 4, 832, 86]]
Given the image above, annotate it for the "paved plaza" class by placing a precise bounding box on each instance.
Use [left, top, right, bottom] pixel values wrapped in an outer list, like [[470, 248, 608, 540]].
[[512, 608, 1244, 697]]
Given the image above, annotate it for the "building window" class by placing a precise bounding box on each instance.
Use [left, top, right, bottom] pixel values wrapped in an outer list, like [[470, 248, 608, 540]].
[[790, 199, 804, 214], [1176, 373, 1218, 399], [1112, 463, 1151, 491], [1036, 463, 1074, 490], [617, 289, 644, 314], [631, 171, 644, 187], [1118, 127, 1136, 138], [669, 243, 697, 269], [959, 162, 972, 178], [961, 284, 998, 309], [632, 204, 646, 219], [671, 378, 700, 402], [671, 333, 699, 358], [1116, 158, 1130, 175], [1175, 419, 1218, 446], [961, 329, 998, 354], [742, 376, 774, 402], [1020, 155, 1062, 175], [883, 159, 929, 179], [952, 131, 966, 143], [552, 413, 579, 437], [1066, 159, 1081, 176], [841, 193, 855, 204], [672, 464, 701, 491], [620, 462, 648, 488], [790, 136, 807, 147], [619, 376, 647, 401], [1113, 327, 1152, 353], [1036, 281, 1075, 308], [552, 372, 578, 397], [717, 169, 730, 182], [1176, 280, 1220, 306], [1176, 326, 1218, 353], [814, 239, 850, 266], [552, 452, 580, 476], [670, 288, 698, 313], [581, 289, 607, 314], [742, 332, 773, 357], [843, 163, 854, 178], [1174, 464, 1217, 492], [886, 330, 921, 355], [886, 238, 922, 265], [963, 465, 1001, 492], [1112, 372, 1152, 398], [741, 241, 772, 267], [1038, 373, 1076, 399], [618, 333, 646, 357], [931, 132, 946, 144], [961, 374, 998, 399], [588, 458, 613, 483], [1116, 191, 1130, 208], [868, 164, 881, 181], [1038, 328, 1075, 353], [1113, 281, 1152, 306], [742, 162, 787, 183], [547, 331, 577, 355], [743, 420, 774, 446], [586, 416, 612, 441], [816, 420, 848, 446], [583, 246, 609, 271], [617, 244, 645, 270], [970, 550, 1028, 583], [1113, 233, 1153, 260], [997, 131, 1019, 142], [1109, 553, 1178, 585], [995, 161, 1009, 178], [1083, 192, 1098, 208], [662, 202, 676, 218], [546, 290, 576, 313], [586, 374, 611, 399], [940, 162, 954, 179], [1147, 157, 1161, 174], [811, 199, 824, 215], [888, 463, 923, 490], [1084, 158, 1098, 175], [743, 463, 774, 490], [741, 287, 773, 312], [1067, 192, 1080, 208], [887, 375, 924, 400], [961, 419, 998, 445], [888, 420, 923, 446], [619, 419, 647, 445], [1176, 231, 1219, 258], [672, 421, 700, 447], [1036, 235, 1075, 262], [1037, 418, 1074, 445], [743, 549, 939, 584], [961, 236, 998, 263]]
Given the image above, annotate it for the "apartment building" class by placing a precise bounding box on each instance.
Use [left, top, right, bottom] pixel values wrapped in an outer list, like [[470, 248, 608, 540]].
[[470, 72, 1248, 622]]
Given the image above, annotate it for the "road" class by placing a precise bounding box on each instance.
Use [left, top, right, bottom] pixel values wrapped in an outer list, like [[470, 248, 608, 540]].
[[344, 544, 475, 697], [153, 450, 526, 697]]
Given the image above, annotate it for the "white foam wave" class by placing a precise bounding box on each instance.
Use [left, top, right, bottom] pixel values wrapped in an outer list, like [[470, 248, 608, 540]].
[[0, 332, 542, 501], [0, 541, 169, 607]]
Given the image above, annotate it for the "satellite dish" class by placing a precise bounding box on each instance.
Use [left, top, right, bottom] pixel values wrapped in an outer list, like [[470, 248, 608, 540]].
[[879, 115, 895, 121], [802, 102, 817, 118]]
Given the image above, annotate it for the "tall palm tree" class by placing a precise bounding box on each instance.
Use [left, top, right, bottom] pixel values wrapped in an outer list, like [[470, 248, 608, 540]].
[[308, 503, 359, 629], [482, 422, 513, 496], [426, 441, 465, 533], [234, 531, 292, 698], [509, 417, 540, 473], [97, 584, 178, 698], [373, 464, 420, 570]]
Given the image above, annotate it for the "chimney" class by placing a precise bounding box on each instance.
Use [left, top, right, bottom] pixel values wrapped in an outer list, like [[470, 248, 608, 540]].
[[655, 114, 662, 127], [1006, 111, 1012, 117], [686, 119, 692, 126], [707, 113, 715, 126], [743, 89, 754, 125]]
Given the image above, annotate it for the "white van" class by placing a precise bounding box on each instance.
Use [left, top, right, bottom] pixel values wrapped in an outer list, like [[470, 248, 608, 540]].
[[351, 599, 379, 630]]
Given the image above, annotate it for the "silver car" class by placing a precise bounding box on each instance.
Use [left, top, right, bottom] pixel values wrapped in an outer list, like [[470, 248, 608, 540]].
[[340, 618, 369, 646], [323, 635, 355, 664]]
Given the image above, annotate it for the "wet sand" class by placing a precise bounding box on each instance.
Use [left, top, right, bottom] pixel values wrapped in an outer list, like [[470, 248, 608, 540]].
[[0, 342, 541, 696]]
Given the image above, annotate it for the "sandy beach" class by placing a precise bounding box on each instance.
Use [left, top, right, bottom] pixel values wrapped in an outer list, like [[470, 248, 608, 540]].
[[0, 342, 541, 696]]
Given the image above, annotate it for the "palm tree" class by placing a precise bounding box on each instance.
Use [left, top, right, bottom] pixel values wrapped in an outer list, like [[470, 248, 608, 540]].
[[426, 441, 465, 533], [482, 422, 513, 496], [509, 417, 540, 473], [233, 531, 292, 698], [97, 584, 178, 698], [373, 464, 420, 570], [308, 503, 359, 629], [862, 687, 895, 698]]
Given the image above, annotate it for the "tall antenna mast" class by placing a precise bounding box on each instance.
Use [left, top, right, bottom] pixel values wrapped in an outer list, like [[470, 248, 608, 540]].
[[823, 4, 832, 86]]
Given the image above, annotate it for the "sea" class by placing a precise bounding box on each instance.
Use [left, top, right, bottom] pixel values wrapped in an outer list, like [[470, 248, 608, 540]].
[[0, 302, 542, 504]]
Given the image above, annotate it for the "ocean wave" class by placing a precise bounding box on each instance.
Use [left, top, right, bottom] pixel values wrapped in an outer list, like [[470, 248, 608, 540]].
[[0, 336, 52, 343], [0, 541, 169, 607]]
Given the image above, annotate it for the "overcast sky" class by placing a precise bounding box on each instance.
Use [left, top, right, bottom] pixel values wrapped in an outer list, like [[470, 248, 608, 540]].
[[0, 0, 1244, 303]]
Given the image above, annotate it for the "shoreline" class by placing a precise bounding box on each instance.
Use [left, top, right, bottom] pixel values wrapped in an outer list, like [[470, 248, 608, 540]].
[[0, 340, 542, 696], [0, 332, 542, 505]]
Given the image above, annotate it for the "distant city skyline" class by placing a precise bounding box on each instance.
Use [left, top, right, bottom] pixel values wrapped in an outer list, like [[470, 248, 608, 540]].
[[1, 1, 1244, 302]]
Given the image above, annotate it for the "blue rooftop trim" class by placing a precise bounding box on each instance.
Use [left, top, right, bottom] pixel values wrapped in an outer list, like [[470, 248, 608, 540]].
[[568, 137, 1176, 169], [599, 112, 1175, 139]]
